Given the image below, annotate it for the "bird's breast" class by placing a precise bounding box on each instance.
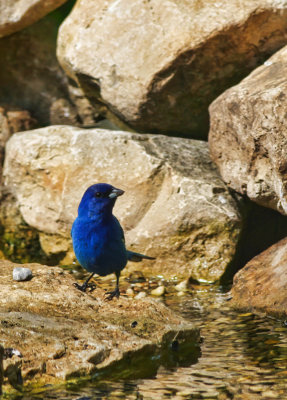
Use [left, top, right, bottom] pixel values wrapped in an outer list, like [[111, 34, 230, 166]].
[[71, 217, 127, 275]]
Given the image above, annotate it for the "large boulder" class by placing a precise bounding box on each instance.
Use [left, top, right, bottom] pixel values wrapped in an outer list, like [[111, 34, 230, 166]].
[[0, 260, 199, 388], [0, 2, 99, 129], [0, 0, 68, 38], [3, 126, 242, 282], [57, 0, 287, 139], [0, 6, 70, 127], [231, 237, 287, 317], [209, 45, 287, 216]]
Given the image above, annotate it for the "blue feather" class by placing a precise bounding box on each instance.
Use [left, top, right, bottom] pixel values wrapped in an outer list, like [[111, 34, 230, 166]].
[[71, 183, 155, 299]]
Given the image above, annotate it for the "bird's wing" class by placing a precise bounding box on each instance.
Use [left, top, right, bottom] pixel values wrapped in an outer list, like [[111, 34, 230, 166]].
[[113, 216, 125, 244]]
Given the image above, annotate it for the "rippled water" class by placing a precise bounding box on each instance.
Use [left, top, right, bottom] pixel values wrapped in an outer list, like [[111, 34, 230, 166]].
[[5, 284, 287, 399]]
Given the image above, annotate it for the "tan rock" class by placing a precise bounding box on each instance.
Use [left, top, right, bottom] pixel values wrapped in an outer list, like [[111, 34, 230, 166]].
[[0, 106, 37, 180], [0, 0, 68, 38], [64, 82, 104, 128], [209, 45, 287, 215], [151, 286, 166, 297], [135, 291, 147, 299], [0, 260, 199, 385], [3, 125, 242, 282], [0, 7, 70, 126], [57, 0, 287, 139], [0, 4, 100, 129], [231, 237, 287, 317], [175, 280, 189, 292], [0, 106, 37, 144]]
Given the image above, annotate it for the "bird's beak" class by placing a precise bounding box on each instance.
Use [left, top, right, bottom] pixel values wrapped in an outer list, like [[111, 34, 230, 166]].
[[109, 188, 125, 199]]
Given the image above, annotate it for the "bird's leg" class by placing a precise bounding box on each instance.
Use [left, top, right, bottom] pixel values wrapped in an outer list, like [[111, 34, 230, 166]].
[[73, 272, 96, 292], [105, 271, 120, 300]]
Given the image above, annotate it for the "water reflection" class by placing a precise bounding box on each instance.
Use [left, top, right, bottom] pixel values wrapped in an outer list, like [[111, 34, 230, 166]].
[[5, 285, 287, 399]]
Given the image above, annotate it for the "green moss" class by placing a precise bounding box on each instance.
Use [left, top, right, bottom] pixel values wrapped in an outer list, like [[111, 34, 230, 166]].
[[0, 223, 66, 266], [0, 223, 46, 264]]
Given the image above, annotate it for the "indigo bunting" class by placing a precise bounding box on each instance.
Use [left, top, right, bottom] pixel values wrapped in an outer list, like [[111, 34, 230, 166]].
[[71, 183, 155, 300]]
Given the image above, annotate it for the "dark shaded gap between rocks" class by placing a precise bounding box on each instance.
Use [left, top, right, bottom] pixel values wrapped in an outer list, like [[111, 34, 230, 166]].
[[221, 195, 287, 285]]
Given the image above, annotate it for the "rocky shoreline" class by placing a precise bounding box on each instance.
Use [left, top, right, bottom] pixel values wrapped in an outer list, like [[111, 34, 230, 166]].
[[0, 261, 200, 392], [1, 0, 287, 394]]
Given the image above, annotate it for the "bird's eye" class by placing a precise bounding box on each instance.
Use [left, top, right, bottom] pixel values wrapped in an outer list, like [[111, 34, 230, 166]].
[[95, 192, 102, 198]]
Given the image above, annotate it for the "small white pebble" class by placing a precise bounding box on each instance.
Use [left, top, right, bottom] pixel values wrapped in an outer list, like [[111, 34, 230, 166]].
[[177, 291, 186, 297], [126, 288, 134, 296], [151, 286, 165, 296], [13, 267, 32, 282], [264, 60, 273, 66], [135, 291, 146, 299], [175, 280, 188, 292]]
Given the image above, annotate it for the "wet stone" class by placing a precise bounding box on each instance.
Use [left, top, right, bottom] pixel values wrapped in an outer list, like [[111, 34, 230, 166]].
[[0, 260, 199, 386], [2, 283, 287, 398], [135, 291, 147, 299], [175, 280, 189, 292], [128, 271, 146, 283], [151, 286, 166, 297], [125, 288, 134, 297]]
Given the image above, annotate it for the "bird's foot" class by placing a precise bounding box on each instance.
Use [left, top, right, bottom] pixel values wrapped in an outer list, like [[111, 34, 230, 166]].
[[73, 282, 96, 293], [105, 287, 120, 301]]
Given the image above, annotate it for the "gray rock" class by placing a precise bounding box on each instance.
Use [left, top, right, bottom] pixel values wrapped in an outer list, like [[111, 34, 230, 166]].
[[209, 44, 287, 216], [0, 0, 68, 38], [0, 260, 199, 385], [13, 267, 32, 281], [57, 0, 287, 139]]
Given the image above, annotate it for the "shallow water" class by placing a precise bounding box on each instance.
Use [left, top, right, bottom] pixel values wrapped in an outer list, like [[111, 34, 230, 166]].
[[4, 284, 287, 399]]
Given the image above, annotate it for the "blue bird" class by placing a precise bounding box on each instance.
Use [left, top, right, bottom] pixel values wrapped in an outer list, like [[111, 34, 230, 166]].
[[71, 183, 155, 300]]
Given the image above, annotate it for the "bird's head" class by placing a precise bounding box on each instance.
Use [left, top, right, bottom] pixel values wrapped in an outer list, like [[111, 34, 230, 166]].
[[78, 183, 124, 219]]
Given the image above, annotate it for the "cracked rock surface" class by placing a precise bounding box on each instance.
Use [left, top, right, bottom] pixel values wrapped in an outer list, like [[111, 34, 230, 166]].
[[3, 126, 242, 281], [0, 261, 199, 386], [209, 45, 287, 216], [57, 0, 287, 138]]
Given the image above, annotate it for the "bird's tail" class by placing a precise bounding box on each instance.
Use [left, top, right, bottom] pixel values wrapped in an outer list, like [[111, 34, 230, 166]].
[[127, 250, 155, 262]]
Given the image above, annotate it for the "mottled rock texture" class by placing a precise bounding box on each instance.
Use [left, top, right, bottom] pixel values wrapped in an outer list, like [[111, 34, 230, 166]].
[[0, 106, 37, 182], [57, 0, 287, 139], [3, 126, 241, 282], [0, 0, 68, 38], [0, 261, 199, 386], [231, 237, 287, 317], [209, 45, 287, 216], [0, 106, 36, 141]]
